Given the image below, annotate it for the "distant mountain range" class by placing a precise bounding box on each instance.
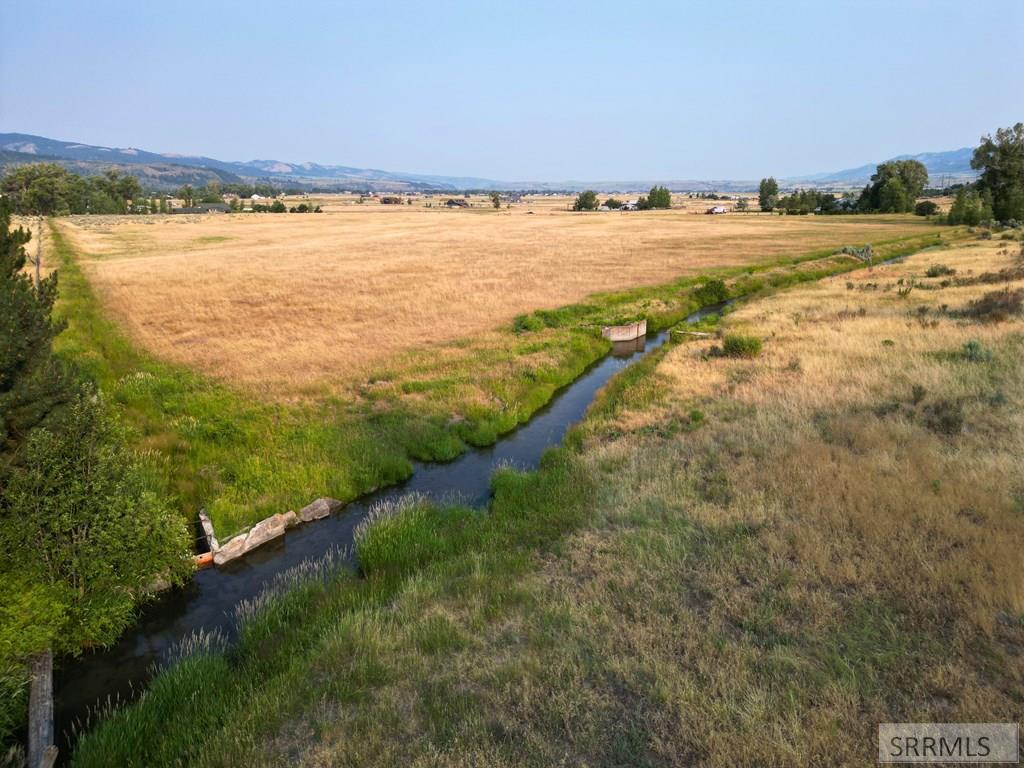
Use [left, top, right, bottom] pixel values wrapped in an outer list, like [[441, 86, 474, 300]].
[[0, 132, 978, 193], [791, 147, 977, 186]]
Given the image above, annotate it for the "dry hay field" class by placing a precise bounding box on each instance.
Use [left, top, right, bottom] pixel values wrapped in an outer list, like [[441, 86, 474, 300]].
[[55, 206, 941, 399]]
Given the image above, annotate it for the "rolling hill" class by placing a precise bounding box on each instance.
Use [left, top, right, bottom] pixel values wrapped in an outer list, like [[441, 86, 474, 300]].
[[791, 147, 976, 186], [0, 132, 979, 192]]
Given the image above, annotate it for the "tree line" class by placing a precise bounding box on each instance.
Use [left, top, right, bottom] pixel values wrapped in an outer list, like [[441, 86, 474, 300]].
[[1, 164, 143, 216], [753, 123, 1024, 224], [573, 185, 672, 211], [0, 163, 309, 217]]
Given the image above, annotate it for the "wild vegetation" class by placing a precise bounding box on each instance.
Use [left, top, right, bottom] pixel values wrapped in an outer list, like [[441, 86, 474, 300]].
[[1, 164, 143, 215], [68, 233, 1023, 767], [49, 215, 949, 540], [0, 203, 188, 763], [2, 134, 1015, 765], [972, 122, 1024, 222], [637, 185, 671, 209], [857, 159, 929, 213]]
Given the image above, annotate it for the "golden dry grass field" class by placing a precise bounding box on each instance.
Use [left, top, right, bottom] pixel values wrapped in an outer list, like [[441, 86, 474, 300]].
[[54, 206, 941, 399]]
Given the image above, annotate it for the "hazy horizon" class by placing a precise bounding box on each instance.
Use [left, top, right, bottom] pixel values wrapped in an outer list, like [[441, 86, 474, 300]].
[[1, 0, 1021, 181]]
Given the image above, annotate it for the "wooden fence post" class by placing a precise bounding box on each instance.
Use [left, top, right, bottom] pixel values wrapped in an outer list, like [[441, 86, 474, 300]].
[[27, 648, 55, 768]]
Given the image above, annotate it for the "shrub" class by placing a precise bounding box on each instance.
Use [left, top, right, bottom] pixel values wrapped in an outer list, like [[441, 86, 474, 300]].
[[925, 264, 956, 278], [512, 313, 545, 333], [722, 334, 762, 358], [914, 200, 940, 216], [924, 399, 964, 435], [960, 288, 1024, 322], [911, 384, 927, 405], [693, 279, 729, 306], [962, 340, 993, 363]]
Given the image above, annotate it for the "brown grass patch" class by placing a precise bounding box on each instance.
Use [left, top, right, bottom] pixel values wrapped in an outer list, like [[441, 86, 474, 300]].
[[55, 208, 938, 399]]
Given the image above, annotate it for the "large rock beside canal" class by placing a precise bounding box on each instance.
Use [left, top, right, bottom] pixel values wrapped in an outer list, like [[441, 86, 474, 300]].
[[298, 497, 344, 523], [213, 510, 297, 565]]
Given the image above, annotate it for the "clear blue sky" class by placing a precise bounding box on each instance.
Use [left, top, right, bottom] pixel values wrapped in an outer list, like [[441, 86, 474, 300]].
[[1, 0, 1020, 181]]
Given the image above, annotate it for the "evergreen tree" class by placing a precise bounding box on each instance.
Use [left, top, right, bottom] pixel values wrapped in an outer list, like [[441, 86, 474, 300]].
[[0, 202, 72, 468]]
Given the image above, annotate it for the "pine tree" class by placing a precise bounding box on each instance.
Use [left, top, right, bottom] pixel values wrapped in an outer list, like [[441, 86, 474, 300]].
[[0, 202, 72, 468]]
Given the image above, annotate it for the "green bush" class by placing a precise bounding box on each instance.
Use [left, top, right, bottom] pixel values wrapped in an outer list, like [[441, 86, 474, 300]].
[[693, 279, 730, 306], [914, 201, 939, 216], [722, 334, 762, 358], [962, 340, 993, 362], [512, 313, 545, 333]]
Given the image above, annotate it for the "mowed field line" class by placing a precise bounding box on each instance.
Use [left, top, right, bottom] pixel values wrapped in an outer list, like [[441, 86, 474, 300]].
[[56, 208, 942, 399]]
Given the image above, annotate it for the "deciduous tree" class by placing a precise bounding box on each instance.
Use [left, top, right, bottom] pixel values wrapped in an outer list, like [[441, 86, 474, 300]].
[[972, 123, 1024, 222], [573, 190, 598, 211], [1, 394, 191, 765], [758, 177, 779, 211], [858, 160, 927, 212]]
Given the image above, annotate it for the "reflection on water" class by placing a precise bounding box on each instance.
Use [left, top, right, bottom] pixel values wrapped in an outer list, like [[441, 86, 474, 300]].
[[611, 334, 646, 357]]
